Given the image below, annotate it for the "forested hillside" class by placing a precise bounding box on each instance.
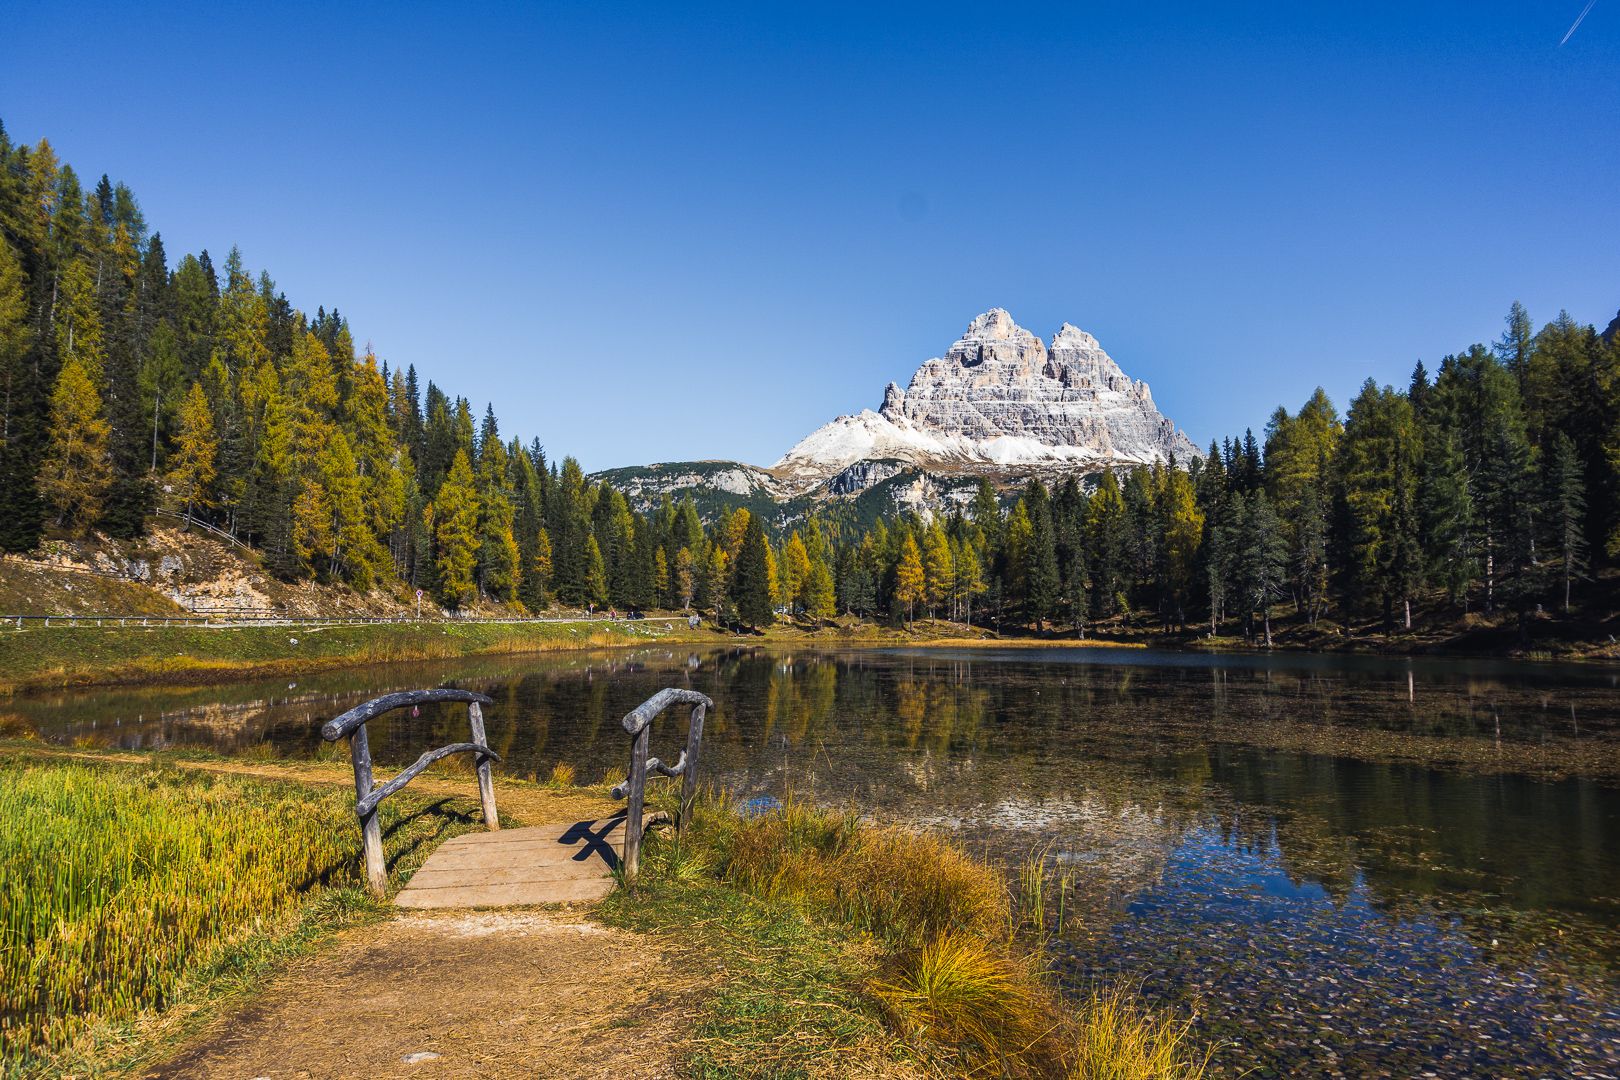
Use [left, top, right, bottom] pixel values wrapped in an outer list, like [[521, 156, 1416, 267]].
[[1, 121, 1617, 644]]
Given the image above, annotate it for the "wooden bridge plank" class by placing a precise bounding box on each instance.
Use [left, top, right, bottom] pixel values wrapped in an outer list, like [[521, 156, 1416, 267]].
[[394, 820, 637, 909], [394, 877, 615, 908]]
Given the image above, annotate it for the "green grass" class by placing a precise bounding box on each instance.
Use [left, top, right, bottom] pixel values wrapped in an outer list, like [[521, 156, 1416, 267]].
[[0, 754, 484, 1075]]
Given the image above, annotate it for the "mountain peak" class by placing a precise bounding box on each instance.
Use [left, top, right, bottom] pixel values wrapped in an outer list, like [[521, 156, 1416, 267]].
[[774, 307, 1199, 488], [963, 308, 1023, 339]]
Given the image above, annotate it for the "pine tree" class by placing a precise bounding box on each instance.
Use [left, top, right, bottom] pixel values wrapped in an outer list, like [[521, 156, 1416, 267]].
[[731, 514, 775, 628], [1418, 423, 1474, 609], [1544, 432, 1588, 612], [0, 238, 42, 552], [1024, 479, 1059, 628], [1239, 491, 1289, 646], [40, 357, 113, 533]]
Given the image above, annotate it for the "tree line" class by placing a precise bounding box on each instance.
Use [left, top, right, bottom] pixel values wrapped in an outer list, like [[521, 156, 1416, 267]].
[[1, 122, 1616, 635], [823, 302, 1620, 640]]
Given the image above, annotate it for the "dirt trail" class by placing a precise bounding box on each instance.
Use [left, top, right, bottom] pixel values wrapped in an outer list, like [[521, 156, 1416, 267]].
[[144, 909, 700, 1079]]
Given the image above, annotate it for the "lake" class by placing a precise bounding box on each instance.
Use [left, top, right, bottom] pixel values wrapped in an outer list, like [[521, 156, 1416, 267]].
[[12, 644, 1620, 1076]]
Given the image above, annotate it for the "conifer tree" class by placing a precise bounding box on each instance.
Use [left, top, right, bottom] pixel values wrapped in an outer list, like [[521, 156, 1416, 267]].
[[583, 535, 608, 607], [953, 534, 987, 628], [530, 527, 554, 608], [433, 450, 480, 608], [1024, 480, 1059, 627], [803, 557, 836, 621], [894, 532, 926, 627], [780, 532, 812, 613], [731, 514, 775, 628], [166, 382, 216, 518], [1544, 432, 1588, 612], [674, 546, 695, 609], [1238, 491, 1289, 645], [0, 238, 42, 552], [922, 522, 954, 620], [40, 357, 112, 533]]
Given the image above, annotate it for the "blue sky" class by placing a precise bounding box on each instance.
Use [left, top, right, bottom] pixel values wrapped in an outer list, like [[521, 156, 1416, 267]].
[[4, 1, 1617, 470]]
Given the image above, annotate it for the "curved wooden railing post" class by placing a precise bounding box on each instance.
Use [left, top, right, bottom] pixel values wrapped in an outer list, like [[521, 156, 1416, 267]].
[[611, 688, 714, 887], [321, 688, 498, 896], [467, 701, 498, 831], [348, 721, 386, 895]]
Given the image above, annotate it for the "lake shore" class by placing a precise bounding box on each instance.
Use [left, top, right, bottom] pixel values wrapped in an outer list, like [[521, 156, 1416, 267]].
[[5, 608, 1615, 696], [0, 743, 1206, 1079]]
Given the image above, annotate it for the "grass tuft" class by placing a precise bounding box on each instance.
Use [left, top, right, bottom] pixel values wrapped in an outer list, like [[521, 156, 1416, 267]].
[[872, 931, 1055, 1072]]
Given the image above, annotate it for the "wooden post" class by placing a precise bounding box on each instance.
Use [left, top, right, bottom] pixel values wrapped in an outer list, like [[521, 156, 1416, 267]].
[[623, 724, 650, 886], [349, 725, 387, 897], [679, 702, 706, 835], [467, 701, 499, 831]]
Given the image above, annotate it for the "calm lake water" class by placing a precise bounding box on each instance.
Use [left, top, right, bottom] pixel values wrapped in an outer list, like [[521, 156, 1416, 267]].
[[12, 645, 1620, 1077]]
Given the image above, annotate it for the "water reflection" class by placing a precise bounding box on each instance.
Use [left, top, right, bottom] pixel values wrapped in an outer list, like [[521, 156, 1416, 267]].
[[11, 645, 1620, 1075]]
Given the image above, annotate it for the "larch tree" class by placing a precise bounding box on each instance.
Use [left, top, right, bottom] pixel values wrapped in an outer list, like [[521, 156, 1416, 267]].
[[433, 449, 481, 608], [40, 357, 113, 533], [894, 532, 926, 627], [922, 522, 954, 620], [166, 381, 216, 518]]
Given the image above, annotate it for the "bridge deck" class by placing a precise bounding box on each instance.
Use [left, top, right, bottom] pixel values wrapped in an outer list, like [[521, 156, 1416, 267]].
[[396, 815, 632, 908]]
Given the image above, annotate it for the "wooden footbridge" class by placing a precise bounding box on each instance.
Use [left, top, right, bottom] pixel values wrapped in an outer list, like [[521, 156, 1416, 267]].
[[320, 687, 711, 906]]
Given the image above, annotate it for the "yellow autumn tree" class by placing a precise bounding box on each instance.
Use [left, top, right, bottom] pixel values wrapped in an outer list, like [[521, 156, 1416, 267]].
[[922, 521, 954, 619], [780, 532, 811, 611], [165, 382, 216, 517], [531, 527, 554, 607], [433, 449, 480, 608], [52, 260, 105, 381], [894, 532, 926, 627], [40, 357, 112, 533]]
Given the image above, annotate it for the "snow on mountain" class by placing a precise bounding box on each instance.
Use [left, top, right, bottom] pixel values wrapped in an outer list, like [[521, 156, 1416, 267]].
[[773, 309, 1199, 490]]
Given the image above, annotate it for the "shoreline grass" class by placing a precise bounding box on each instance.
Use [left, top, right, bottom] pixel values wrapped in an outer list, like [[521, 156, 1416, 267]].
[[607, 789, 1211, 1078], [0, 753, 487, 1077]]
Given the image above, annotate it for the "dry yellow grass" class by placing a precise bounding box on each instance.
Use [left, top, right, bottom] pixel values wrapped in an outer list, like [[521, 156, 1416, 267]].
[[678, 793, 1207, 1079]]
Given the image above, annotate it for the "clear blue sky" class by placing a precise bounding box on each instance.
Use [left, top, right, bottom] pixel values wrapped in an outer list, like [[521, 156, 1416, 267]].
[[5, 1, 1617, 471]]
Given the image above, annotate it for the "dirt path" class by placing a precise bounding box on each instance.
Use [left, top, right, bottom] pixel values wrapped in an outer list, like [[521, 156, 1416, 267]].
[[144, 909, 701, 1079]]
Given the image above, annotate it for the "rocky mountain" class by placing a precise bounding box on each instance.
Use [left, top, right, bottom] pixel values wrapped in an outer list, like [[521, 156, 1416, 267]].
[[594, 308, 1199, 520], [774, 309, 1198, 491]]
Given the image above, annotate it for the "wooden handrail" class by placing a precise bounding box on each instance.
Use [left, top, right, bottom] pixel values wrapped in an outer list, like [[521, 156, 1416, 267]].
[[321, 688, 500, 896], [612, 688, 713, 886]]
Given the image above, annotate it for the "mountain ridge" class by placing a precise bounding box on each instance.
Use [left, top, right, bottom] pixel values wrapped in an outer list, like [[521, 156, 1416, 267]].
[[596, 309, 1200, 517]]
